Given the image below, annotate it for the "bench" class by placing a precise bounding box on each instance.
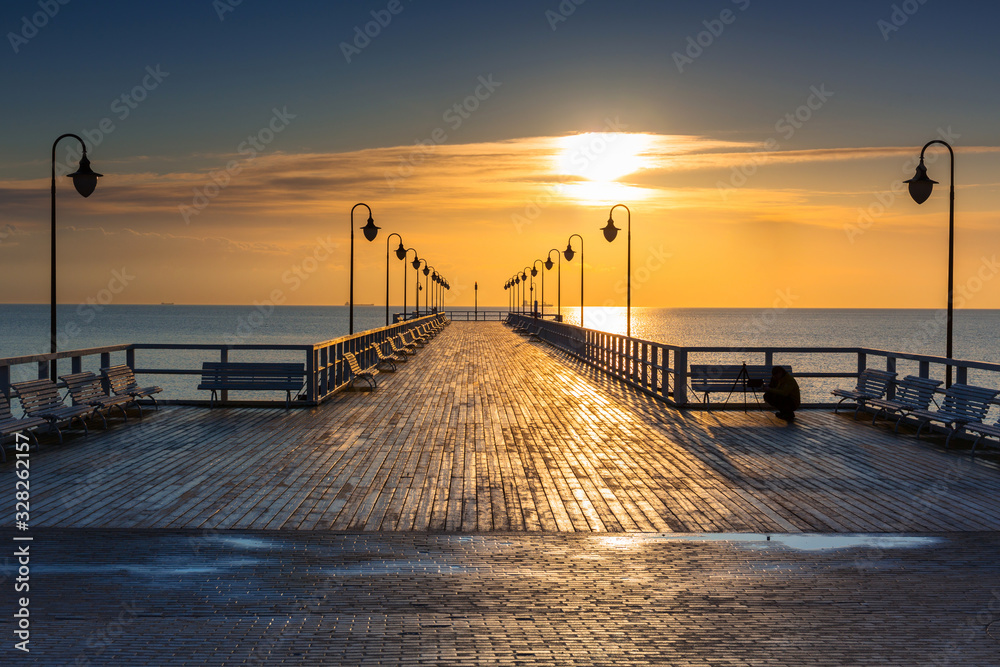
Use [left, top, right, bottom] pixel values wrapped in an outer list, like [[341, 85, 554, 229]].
[[965, 418, 1000, 456], [689, 364, 792, 404], [60, 371, 133, 428], [867, 375, 942, 433], [391, 336, 417, 355], [831, 368, 898, 419], [343, 352, 378, 390], [102, 364, 162, 416], [0, 393, 47, 462], [197, 362, 305, 408], [11, 378, 95, 444], [371, 343, 403, 371], [910, 383, 999, 448]]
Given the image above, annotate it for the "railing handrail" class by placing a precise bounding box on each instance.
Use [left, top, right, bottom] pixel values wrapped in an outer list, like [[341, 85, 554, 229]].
[[507, 313, 1000, 409], [0, 313, 447, 407]]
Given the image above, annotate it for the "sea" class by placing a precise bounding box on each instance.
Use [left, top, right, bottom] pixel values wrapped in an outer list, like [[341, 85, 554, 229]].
[[1, 304, 998, 405]]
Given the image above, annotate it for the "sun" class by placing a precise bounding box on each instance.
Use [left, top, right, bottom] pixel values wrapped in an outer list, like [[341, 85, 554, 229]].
[[555, 132, 656, 182]]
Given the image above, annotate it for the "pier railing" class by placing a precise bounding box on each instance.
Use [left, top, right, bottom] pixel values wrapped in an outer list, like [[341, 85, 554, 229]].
[[0, 314, 444, 408], [508, 313, 1000, 410]]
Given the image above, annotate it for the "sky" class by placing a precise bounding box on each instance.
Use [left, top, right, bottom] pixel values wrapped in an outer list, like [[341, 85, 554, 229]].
[[1, 0, 999, 309]]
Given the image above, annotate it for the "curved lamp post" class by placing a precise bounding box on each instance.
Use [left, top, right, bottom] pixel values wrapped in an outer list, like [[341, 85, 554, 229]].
[[413, 256, 426, 316], [431, 272, 439, 312], [564, 234, 584, 327], [546, 248, 561, 321], [522, 267, 531, 315], [602, 204, 631, 337], [403, 248, 418, 320], [904, 141, 955, 387], [51, 134, 102, 379], [350, 203, 380, 334], [514, 273, 522, 314], [423, 264, 433, 314], [385, 233, 406, 326], [532, 259, 545, 317]]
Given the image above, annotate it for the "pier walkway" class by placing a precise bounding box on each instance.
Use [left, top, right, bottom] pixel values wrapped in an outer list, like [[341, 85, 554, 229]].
[[16, 322, 1000, 533], [4, 322, 1000, 664]]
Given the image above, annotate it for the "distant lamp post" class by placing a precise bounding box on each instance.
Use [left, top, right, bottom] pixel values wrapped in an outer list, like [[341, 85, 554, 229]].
[[403, 248, 417, 320], [423, 264, 433, 314], [564, 234, 584, 327], [514, 274, 522, 314], [602, 204, 631, 337], [475, 281, 478, 320], [385, 233, 406, 326], [349, 203, 379, 334], [413, 256, 425, 315], [905, 140, 956, 387], [51, 134, 102, 379], [532, 259, 545, 317], [522, 267, 531, 315], [546, 248, 561, 321]]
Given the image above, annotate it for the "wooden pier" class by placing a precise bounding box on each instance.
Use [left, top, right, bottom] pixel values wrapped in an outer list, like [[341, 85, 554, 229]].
[[15, 322, 1000, 533]]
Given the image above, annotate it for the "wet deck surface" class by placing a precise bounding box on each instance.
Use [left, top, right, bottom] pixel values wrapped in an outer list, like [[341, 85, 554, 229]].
[[2, 529, 999, 665], [13, 322, 1000, 533], [4, 321, 1000, 664]]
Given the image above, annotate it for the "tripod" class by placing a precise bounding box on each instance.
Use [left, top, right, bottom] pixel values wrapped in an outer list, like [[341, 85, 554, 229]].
[[724, 362, 764, 412]]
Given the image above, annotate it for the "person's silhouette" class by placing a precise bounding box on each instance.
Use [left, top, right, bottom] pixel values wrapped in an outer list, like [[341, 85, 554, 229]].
[[763, 366, 800, 421]]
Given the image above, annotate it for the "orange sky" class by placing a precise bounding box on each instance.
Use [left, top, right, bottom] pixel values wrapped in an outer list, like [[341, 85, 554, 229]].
[[2, 132, 999, 309]]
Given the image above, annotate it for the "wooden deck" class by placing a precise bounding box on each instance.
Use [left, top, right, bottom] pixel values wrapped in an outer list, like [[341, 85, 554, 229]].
[[13, 322, 1000, 532]]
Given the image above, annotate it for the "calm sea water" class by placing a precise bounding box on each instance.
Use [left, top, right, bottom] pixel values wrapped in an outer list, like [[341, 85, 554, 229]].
[[2, 304, 998, 403]]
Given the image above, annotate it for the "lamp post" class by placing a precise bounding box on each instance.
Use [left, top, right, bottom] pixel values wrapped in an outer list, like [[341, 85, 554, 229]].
[[514, 274, 521, 314], [546, 248, 561, 321], [522, 267, 531, 315], [474, 281, 478, 320], [602, 204, 631, 337], [423, 264, 433, 314], [51, 134, 102, 380], [413, 256, 425, 316], [403, 248, 417, 320], [350, 203, 380, 334], [432, 272, 439, 312], [385, 233, 406, 326], [905, 140, 956, 387], [564, 234, 584, 328], [532, 259, 545, 318]]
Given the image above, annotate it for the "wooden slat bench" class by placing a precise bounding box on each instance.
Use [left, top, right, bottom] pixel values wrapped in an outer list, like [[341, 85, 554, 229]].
[[197, 362, 305, 408], [867, 375, 943, 433], [343, 352, 378, 391], [11, 378, 95, 444], [831, 368, 898, 419], [910, 383, 1000, 448], [0, 393, 47, 462], [690, 364, 792, 404], [102, 364, 162, 416], [60, 371, 134, 428]]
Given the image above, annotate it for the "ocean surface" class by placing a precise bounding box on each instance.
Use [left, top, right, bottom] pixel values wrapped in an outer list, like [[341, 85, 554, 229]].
[[2, 304, 998, 404]]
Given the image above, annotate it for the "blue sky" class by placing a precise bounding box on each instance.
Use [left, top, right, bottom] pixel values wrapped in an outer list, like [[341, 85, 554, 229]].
[[1, 0, 999, 308]]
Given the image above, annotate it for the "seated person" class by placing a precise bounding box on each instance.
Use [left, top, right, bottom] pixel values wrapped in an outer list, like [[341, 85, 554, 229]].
[[763, 366, 800, 421]]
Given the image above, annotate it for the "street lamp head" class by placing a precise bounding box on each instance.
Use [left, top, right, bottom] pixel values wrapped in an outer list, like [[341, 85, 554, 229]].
[[520, 271, 527, 281], [68, 154, 102, 198], [530, 266, 537, 277], [361, 215, 380, 242], [412, 256, 421, 270], [563, 243, 575, 262], [904, 157, 938, 205], [515, 276, 520, 285], [601, 216, 620, 243], [395, 241, 406, 260], [422, 265, 430, 276]]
